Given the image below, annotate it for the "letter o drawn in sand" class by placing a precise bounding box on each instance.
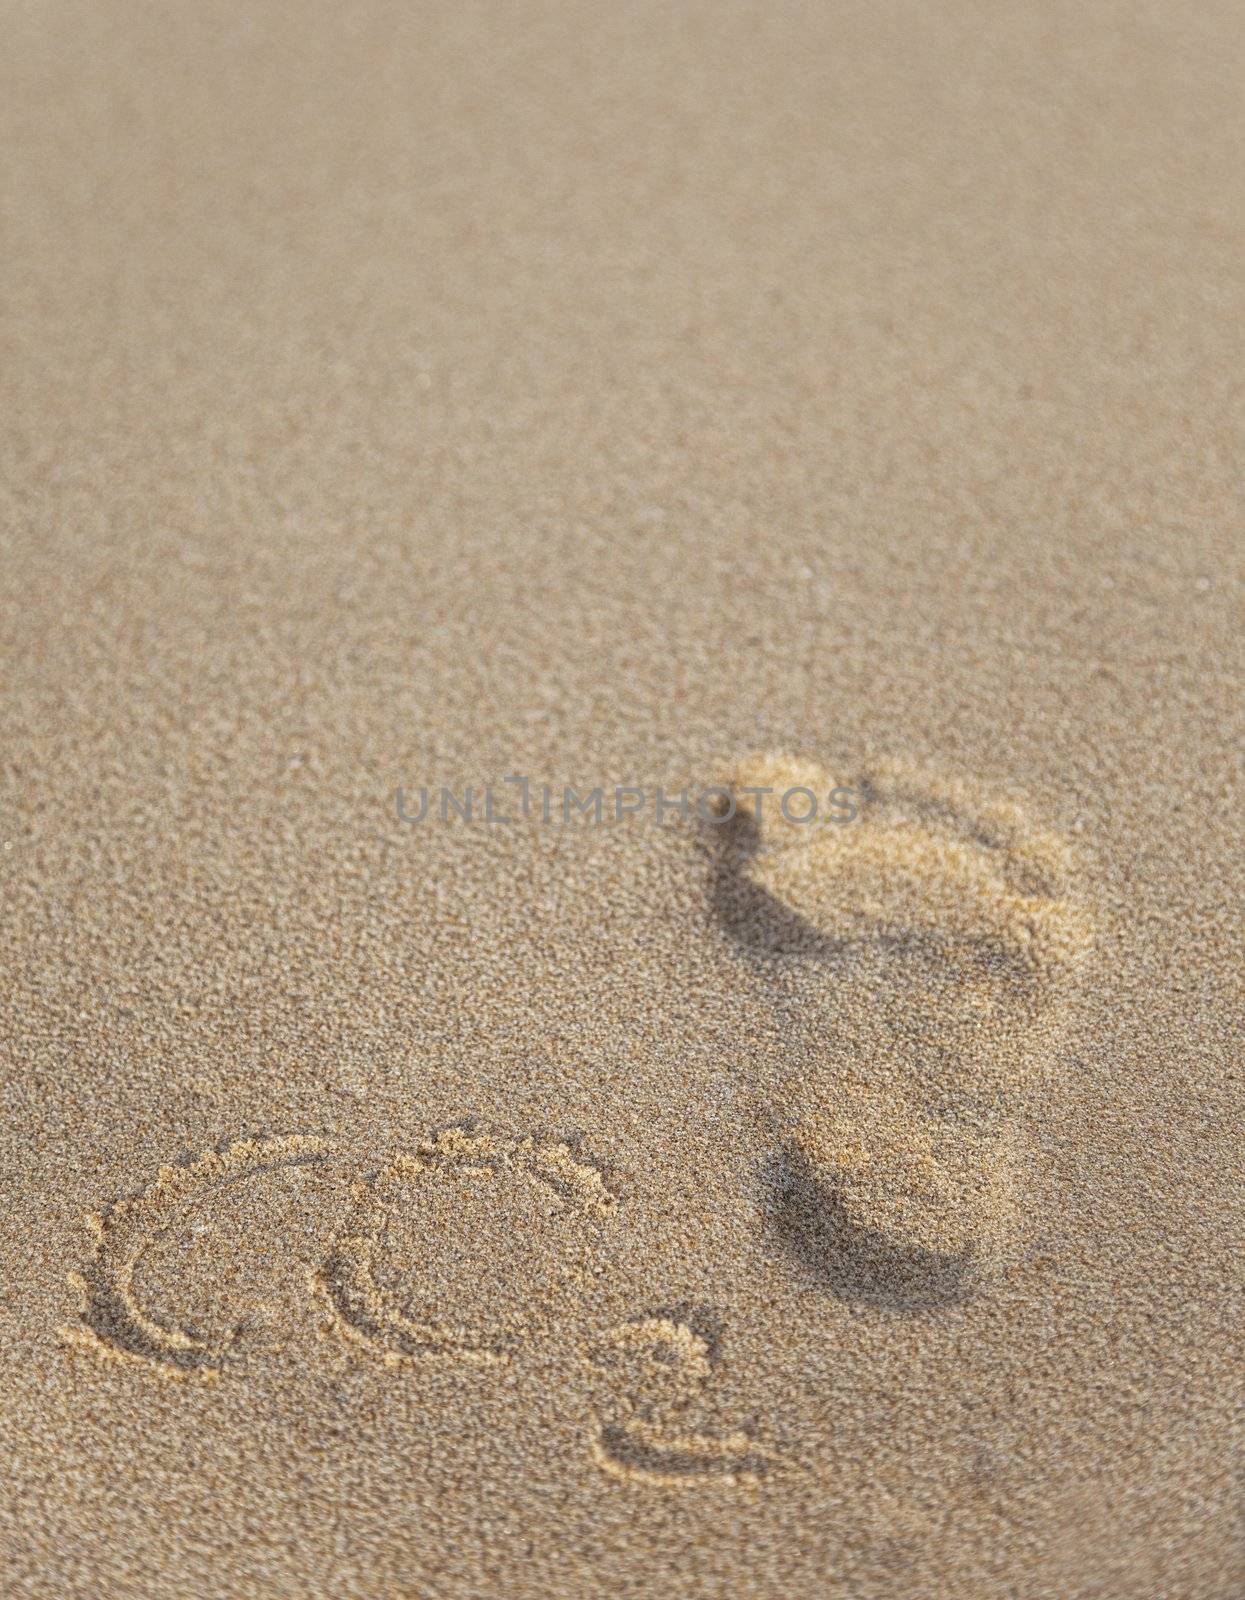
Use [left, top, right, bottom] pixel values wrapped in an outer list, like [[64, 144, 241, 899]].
[[62, 1135, 332, 1381], [316, 1127, 617, 1368]]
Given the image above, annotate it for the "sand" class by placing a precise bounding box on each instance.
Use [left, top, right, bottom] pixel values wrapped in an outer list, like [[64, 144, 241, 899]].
[[1, 2, 1243, 1596]]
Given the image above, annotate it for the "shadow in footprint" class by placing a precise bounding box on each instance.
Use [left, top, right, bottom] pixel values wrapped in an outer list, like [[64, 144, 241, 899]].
[[707, 797, 964, 972], [762, 1146, 971, 1313], [707, 803, 845, 962]]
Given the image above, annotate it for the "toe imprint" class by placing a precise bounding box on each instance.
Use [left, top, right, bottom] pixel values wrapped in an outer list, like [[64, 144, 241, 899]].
[[717, 756, 1090, 976]]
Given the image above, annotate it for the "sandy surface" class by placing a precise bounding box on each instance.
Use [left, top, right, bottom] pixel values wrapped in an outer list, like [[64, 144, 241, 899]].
[[2, 2, 1243, 1596]]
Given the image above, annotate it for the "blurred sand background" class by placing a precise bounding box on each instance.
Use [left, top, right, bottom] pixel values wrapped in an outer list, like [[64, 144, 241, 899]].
[[1, 2, 1242, 1595]]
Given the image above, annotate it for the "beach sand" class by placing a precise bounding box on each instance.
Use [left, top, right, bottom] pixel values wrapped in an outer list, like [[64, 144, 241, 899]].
[[1, 2, 1242, 1595]]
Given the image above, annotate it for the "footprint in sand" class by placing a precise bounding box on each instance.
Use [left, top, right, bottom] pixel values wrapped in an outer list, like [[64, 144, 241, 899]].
[[709, 756, 1093, 1306], [315, 1127, 617, 1367], [63, 1135, 335, 1380], [586, 1314, 779, 1488]]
